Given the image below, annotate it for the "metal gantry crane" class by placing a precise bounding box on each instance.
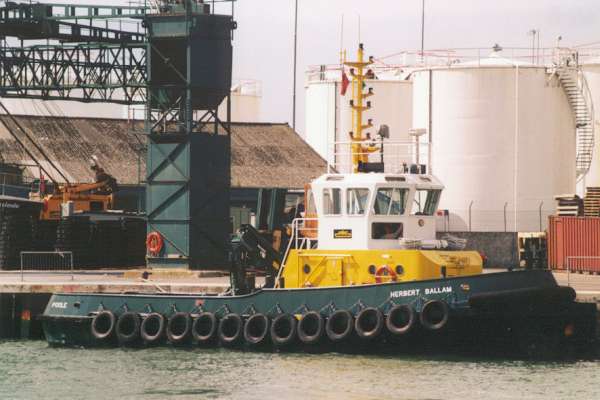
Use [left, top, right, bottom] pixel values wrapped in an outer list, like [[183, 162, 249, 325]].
[[0, 0, 237, 270]]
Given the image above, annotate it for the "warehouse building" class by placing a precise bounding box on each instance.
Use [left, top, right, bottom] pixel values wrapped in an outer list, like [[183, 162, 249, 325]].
[[0, 116, 326, 227]]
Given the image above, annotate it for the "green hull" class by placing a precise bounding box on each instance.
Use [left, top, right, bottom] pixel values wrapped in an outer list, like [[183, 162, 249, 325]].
[[41, 270, 597, 358]]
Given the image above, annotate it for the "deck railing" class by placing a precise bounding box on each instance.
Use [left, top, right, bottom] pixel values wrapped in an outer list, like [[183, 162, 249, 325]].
[[307, 46, 600, 84], [565, 256, 600, 287], [327, 140, 431, 174], [20, 251, 74, 282], [276, 218, 318, 288]]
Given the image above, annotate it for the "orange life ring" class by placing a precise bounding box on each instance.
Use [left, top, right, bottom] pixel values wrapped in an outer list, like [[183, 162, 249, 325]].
[[146, 231, 163, 256], [375, 265, 398, 283]]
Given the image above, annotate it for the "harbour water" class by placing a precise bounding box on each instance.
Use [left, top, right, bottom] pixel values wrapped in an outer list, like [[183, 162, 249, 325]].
[[1, 341, 599, 400]]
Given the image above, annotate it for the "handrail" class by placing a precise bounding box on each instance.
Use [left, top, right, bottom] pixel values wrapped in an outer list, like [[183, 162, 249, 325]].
[[326, 140, 431, 174], [579, 68, 596, 180], [274, 218, 318, 289], [566, 256, 600, 287], [555, 52, 596, 180], [307, 46, 600, 80]]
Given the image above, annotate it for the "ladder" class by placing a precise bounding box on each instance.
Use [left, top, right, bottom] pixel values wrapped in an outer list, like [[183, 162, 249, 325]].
[[556, 58, 595, 180]]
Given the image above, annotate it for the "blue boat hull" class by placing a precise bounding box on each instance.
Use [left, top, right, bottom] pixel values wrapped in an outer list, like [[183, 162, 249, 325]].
[[41, 270, 597, 358]]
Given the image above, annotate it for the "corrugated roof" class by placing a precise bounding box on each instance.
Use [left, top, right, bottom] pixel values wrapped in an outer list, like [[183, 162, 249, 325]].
[[0, 116, 326, 189]]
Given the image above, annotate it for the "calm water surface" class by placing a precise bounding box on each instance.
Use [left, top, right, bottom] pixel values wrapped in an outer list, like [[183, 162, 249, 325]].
[[0, 341, 599, 400]]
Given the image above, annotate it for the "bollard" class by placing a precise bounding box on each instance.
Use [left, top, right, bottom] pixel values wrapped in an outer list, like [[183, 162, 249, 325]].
[[0, 294, 17, 338], [20, 309, 31, 339]]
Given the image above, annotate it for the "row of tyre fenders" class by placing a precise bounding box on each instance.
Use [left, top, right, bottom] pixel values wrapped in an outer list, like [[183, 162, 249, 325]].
[[86, 300, 450, 347]]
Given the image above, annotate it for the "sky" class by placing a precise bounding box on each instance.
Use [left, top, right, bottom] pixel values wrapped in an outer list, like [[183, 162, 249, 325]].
[[231, 0, 600, 134], [9, 0, 600, 135]]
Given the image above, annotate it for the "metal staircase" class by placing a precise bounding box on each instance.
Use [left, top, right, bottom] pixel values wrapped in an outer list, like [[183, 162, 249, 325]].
[[556, 58, 595, 180]]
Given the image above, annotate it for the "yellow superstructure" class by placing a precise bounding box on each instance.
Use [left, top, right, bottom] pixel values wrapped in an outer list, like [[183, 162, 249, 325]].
[[282, 249, 483, 288]]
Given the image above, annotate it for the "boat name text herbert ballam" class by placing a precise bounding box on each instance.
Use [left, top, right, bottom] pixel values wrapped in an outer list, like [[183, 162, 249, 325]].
[[390, 286, 452, 299]]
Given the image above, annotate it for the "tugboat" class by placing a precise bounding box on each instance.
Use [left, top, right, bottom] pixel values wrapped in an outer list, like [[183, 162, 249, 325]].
[[42, 45, 596, 358]]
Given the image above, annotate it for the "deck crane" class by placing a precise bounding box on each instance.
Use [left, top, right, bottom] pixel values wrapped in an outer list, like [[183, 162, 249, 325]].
[[0, 97, 118, 220]]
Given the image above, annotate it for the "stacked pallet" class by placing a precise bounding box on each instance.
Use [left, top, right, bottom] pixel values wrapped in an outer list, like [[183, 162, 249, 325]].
[[124, 218, 147, 267], [33, 220, 59, 252], [584, 187, 600, 217], [1, 211, 147, 270], [55, 217, 93, 267], [554, 194, 583, 216], [55, 217, 147, 269], [0, 197, 41, 270], [0, 212, 35, 270]]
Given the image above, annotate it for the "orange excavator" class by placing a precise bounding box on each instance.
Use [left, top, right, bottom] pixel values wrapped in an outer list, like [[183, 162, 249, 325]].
[[31, 161, 118, 220], [0, 101, 118, 220]]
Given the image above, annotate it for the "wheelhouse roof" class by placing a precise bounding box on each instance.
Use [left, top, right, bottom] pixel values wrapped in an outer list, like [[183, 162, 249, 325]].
[[312, 173, 444, 190]]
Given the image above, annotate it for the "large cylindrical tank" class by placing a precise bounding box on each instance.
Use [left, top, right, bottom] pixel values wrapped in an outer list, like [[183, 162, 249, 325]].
[[412, 53, 576, 232], [218, 80, 262, 123], [581, 62, 600, 188], [305, 69, 413, 172]]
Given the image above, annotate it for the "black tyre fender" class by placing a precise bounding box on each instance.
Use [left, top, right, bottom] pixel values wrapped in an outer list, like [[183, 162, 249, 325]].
[[140, 313, 166, 344], [90, 310, 116, 341], [218, 313, 243, 346], [325, 310, 354, 342], [243, 313, 270, 346], [419, 300, 450, 331], [166, 312, 192, 344], [355, 307, 384, 340], [115, 312, 141, 344], [297, 311, 324, 345], [192, 312, 218, 344], [386, 304, 417, 335], [270, 313, 298, 347]]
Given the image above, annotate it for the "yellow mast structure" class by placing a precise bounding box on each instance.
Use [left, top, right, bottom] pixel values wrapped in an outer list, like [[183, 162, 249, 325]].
[[345, 43, 376, 173]]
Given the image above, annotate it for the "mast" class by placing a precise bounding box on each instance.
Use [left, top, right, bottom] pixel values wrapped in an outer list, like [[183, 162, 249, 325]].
[[345, 43, 375, 173]]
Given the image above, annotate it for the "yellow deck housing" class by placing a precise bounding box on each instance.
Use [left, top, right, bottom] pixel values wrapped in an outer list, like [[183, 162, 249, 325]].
[[281, 249, 483, 289]]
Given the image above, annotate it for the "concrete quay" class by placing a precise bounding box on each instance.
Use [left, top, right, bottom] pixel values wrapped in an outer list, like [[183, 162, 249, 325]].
[[1, 269, 599, 298], [1, 269, 600, 341], [0, 270, 234, 339], [0, 271, 232, 295]]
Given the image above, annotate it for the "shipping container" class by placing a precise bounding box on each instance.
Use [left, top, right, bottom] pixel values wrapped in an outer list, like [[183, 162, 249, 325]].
[[547, 216, 600, 272]]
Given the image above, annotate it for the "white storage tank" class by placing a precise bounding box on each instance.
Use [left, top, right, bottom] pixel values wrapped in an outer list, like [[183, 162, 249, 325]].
[[218, 80, 263, 123], [412, 52, 576, 232], [305, 68, 413, 171], [581, 62, 600, 188]]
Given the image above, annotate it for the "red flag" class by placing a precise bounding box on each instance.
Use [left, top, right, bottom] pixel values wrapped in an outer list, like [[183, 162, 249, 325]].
[[340, 70, 350, 96]]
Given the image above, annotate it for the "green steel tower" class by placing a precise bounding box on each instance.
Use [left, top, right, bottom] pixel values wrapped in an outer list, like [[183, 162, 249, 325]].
[[144, 1, 235, 269]]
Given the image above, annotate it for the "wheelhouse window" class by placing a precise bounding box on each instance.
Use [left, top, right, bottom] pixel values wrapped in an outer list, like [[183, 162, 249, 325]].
[[347, 188, 370, 215], [411, 189, 441, 216], [323, 188, 341, 215], [372, 223, 403, 239], [373, 188, 408, 216]]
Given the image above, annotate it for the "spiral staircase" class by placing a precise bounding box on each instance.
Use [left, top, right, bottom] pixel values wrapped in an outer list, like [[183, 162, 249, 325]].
[[556, 55, 595, 180]]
